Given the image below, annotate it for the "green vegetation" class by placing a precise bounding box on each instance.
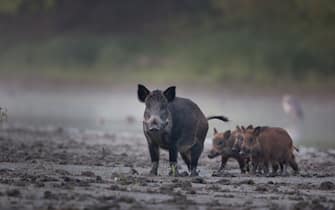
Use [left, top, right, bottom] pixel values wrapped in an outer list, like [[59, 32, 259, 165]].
[[0, 0, 334, 87]]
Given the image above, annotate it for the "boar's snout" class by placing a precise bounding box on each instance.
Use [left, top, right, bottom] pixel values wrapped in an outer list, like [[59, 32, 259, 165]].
[[149, 125, 160, 132], [144, 116, 168, 132]]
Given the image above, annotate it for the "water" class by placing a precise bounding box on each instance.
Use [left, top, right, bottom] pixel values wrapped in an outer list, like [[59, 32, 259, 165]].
[[1, 86, 334, 148]]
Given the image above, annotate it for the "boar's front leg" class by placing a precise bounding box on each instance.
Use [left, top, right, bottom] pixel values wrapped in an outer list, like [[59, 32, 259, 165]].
[[148, 143, 159, 175], [168, 144, 179, 176], [180, 152, 191, 172]]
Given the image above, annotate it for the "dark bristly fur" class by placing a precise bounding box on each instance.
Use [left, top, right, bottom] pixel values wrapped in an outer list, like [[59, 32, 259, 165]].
[[137, 84, 229, 176]]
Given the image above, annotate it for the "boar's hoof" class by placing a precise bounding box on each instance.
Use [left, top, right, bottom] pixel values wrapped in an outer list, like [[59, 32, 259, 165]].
[[281, 171, 289, 177], [190, 169, 199, 177], [292, 171, 299, 176], [179, 171, 189, 177], [149, 162, 159, 176], [265, 173, 276, 177], [149, 170, 158, 176], [218, 167, 225, 172], [169, 164, 179, 177], [268, 172, 277, 177]]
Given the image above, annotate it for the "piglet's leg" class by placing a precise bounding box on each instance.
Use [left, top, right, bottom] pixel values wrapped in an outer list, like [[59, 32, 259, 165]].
[[250, 158, 258, 175], [281, 163, 289, 176], [236, 156, 246, 174], [219, 156, 229, 172], [263, 161, 270, 176]]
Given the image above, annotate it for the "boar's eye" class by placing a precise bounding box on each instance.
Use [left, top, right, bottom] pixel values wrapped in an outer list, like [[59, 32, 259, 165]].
[[144, 110, 150, 119], [160, 110, 168, 119]]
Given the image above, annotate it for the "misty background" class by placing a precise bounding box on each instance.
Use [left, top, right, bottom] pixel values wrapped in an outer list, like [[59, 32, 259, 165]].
[[0, 0, 334, 148]]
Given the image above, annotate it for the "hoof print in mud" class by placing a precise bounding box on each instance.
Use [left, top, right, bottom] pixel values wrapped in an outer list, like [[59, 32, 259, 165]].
[[191, 177, 206, 184], [6, 189, 21, 197]]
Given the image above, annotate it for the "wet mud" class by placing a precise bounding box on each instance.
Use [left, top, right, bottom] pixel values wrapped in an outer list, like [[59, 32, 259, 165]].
[[0, 126, 334, 210]]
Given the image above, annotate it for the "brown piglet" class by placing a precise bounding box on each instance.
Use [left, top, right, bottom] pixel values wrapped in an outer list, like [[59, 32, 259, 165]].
[[240, 126, 299, 176], [208, 127, 249, 173]]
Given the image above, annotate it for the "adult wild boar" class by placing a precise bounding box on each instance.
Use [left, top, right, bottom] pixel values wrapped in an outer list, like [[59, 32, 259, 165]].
[[138, 84, 228, 176], [208, 127, 249, 173], [240, 126, 299, 176]]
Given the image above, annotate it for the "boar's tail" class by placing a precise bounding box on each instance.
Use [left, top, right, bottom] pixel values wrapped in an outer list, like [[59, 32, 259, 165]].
[[207, 115, 229, 122], [293, 145, 300, 152]]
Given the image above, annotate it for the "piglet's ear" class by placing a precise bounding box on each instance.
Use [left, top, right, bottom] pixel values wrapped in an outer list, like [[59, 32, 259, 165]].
[[236, 126, 241, 132], [224, 130, 231, 139], [163, 86, 176, 102], [213, 128, 218, 135], [246, 125, 253, 130], [137, 84, 150, 103], [253, 126, 261, 136]]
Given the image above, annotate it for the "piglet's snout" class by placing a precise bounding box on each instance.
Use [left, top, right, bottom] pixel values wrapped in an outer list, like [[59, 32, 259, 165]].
[[232, 147, 238, 152]]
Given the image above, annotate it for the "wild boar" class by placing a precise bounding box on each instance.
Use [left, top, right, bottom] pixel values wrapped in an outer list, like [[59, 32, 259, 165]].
[[138, 84, 229, 176], [232, 125, 253, 153], [240, 126, 299, 176], [208, 127, 249, 173]]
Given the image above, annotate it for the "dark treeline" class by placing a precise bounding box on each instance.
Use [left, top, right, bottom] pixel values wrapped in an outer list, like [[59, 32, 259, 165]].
[[1, 0, 213, 36], [0, 0, 334, 85], [1, 0, 334, 35]]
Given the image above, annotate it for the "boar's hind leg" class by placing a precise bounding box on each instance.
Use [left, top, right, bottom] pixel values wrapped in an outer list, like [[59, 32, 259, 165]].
[[180, 152, 191, 172], [148, 144, 159, 175], [190, 143, 203, 176]]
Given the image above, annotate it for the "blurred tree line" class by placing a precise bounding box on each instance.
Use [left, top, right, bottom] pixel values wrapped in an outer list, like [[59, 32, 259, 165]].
[[0, 0, 334, 85]]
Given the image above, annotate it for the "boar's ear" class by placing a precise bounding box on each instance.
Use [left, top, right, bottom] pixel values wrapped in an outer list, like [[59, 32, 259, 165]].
[[224, 130, 231, 139], [253, 126, 261, 136], [138, 84, 150, 103], [163, 86, 176, 102], [213, 128, 218, 135], [247, 125, 253, 130]]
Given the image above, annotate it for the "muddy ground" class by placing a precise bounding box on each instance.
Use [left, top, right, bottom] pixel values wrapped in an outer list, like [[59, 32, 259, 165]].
[[0, 125, 334, 210]]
